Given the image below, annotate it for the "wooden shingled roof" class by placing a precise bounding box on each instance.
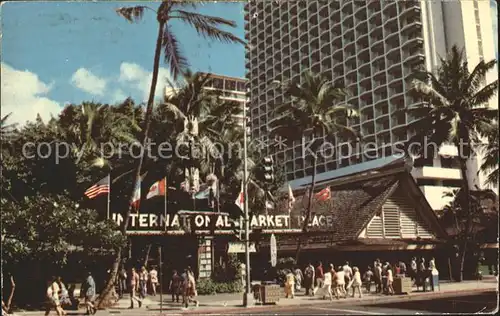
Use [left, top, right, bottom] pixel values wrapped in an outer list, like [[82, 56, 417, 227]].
[[271, 175, 400, 241]]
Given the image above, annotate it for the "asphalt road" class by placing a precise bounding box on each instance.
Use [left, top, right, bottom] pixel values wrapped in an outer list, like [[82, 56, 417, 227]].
[[224, 291, 499, 315]]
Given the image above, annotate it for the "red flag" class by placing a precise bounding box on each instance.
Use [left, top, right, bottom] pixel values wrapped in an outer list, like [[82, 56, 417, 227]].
[[235, 181, 244, 210], [314, 187, 331, 201]]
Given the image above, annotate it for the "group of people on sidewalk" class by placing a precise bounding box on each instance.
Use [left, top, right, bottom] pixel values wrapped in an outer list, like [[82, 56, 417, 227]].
[[123, 264, 199, 309], [45, 271, 96, 316], [117, 265, 159, 302], [168, 267, 199, 308], [283, 257, 439, 300], [285, 261, 363, 300]]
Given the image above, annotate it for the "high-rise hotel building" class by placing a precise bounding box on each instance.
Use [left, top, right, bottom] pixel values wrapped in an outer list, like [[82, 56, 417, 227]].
[[165, 73, 247, 126], [245, 0, 497, 210]]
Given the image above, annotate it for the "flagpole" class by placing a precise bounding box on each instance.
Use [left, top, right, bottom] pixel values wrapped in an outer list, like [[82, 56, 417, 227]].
[[164, 177, 167, 220], [107, 173, 111, 220]]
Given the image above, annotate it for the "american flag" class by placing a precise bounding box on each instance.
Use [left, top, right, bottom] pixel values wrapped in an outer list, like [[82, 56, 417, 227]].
[[84, 175, 110, 199]]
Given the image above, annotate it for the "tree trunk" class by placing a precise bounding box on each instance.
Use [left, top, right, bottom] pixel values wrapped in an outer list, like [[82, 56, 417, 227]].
[[457, 158, 472, 282], [295, 154, 317, 264], [97, 20, 165, 308], [448, 257, 453, 281], [144, 244, 153, 268], [458, 241, 467, 282]]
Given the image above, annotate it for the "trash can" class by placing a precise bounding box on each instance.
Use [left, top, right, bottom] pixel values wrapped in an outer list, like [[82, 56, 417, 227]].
[[393, 277, 412, 294], [260, 284, 280, 305]]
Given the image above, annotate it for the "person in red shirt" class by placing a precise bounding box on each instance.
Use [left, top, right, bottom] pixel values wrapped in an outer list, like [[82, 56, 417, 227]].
[[314, 262, 324, 294]]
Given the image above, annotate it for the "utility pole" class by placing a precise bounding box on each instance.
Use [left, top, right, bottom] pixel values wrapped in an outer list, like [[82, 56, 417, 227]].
[[242, 102, 253, 307]]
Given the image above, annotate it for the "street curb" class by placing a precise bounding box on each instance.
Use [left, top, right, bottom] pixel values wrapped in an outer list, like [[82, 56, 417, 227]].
[[175, 287, 498, 315]]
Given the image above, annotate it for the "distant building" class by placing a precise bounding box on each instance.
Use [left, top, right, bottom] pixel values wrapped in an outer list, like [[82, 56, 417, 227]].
[[165, 72, 248, 127]]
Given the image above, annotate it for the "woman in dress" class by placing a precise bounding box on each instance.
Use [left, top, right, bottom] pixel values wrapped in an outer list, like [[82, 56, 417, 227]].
[[81, 271, 97, 315], [183, 267, 199, 308], [45, 276, 66, 316], [349, 267, 363, 298]]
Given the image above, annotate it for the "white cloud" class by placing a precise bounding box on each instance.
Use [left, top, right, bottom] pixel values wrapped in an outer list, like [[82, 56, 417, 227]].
[[70, 68, 107, 96], [118, 62, 174, 102], [1, 63, 61, 125], [111, 89, 128, 103]]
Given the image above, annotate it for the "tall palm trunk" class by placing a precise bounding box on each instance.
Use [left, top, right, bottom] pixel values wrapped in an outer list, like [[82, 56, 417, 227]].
[[457, 157, 471, 282], [295, 153, 317, 264], [97, 20, 165, 308]]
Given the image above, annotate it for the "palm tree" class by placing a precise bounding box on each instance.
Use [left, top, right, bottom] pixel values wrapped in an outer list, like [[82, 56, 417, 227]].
[[0, 113, 17, 142], [403, 45, 498, 281], [270, 70, 360, 262], [97, 3, 244, 304], [478, 121, 498, 186]]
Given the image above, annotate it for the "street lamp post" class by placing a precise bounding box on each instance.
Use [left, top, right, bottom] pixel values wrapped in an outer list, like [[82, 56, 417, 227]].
[[242, 101, 253, 307]]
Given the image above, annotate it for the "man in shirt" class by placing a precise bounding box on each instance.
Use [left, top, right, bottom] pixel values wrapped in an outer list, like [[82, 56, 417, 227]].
[[410, 257, 417, 283], [129, 267, 142, 309], [375, 263, 383, 294], [303, 263, 315, 296], [314, 262, 324, 294], [342, 261, 353, 291], [398, 260, 407, 277], [149, 266, 159, 296]]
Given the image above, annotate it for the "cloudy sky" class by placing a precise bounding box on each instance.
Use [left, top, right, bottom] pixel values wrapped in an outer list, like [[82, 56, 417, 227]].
[[1, 1, 245, 125]]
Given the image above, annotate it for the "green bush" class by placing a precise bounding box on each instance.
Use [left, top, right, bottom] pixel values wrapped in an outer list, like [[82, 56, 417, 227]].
[[197, 278, 242, 295]]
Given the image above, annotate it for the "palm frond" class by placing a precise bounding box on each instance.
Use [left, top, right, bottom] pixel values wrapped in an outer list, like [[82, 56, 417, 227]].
[[115, 6, 147, 23], [171, 10, 245, 45], [162, 25, 189, 81]]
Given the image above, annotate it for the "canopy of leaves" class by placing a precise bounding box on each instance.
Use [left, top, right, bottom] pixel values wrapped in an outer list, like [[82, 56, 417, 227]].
[[270, 70, 360, 148], [402, 45, 498, 159]]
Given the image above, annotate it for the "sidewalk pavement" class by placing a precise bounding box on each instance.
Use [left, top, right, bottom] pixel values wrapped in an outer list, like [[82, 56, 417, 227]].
[[140, 279, 498, 313], [13, 279, 498, 315]]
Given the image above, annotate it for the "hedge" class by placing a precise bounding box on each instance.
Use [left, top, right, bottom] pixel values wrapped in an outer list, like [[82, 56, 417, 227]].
[[196, 278, 243, 295]]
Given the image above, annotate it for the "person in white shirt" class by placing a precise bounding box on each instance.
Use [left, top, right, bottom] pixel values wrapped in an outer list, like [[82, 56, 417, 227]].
[[349, 267, 363, 298], [149, 267, 159, 296], [342, 261, 353, 291], [315, 264, 334, 300], [387, 267, 394, 295], [335, 266, 347, 298]]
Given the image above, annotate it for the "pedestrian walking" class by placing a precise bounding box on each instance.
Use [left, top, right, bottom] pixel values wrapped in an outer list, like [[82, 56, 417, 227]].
[[149, 266, 159, 296], [349, 267, 363, 298], [343, 261, 353, 292], [386, 267, 395, 295], [169, 270, 182, 303], [56, 277, 71, 308], [45, 276, 66, 316], [139, 266, 148, 298], [284, 270, 295, 298], [410, 257, 417, 283], [363, 266, 374, 293], [374, 262, 383, 294], [335, 266, 347, 298], [313, 261, 324, 294], [182, 267, 199, 308], [81, 271, 97, 315], [399, 260, 407, 277], [303, 263, 315, 296], [128, 267, 142, 309], [293, 266, 303, 292], [315, 265, 333, 301], [118, 268, 127, 298]]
